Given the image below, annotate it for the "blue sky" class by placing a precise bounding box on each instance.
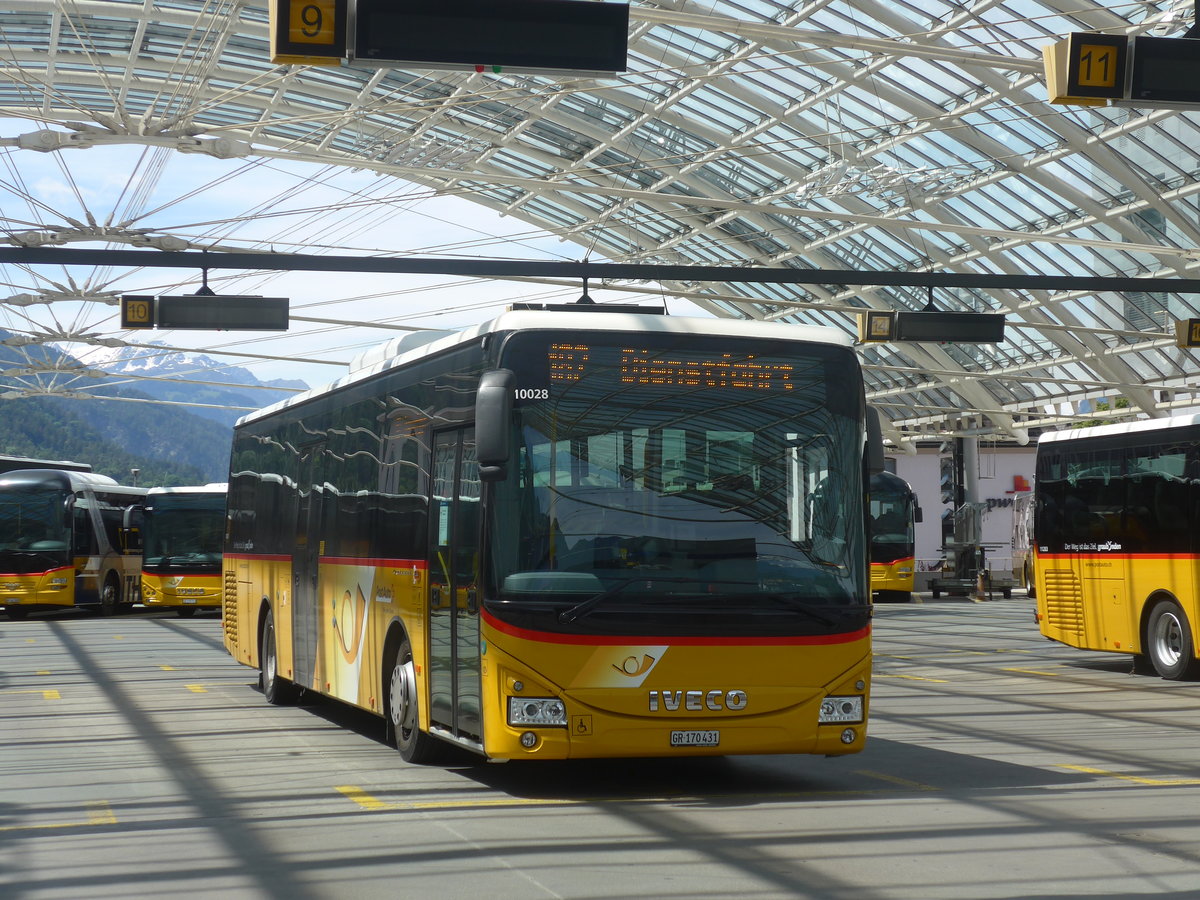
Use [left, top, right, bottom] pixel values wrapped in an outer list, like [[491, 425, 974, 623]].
[[0, 128, 676, 390]]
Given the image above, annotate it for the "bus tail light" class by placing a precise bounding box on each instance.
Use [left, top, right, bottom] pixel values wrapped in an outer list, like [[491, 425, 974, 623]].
[[509, 697, 566, 727], [819, 696, 864, 724]]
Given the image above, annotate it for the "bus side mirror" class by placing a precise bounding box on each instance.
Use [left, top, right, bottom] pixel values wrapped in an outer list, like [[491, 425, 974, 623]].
[[122, 505, 145, 553], [122, 505, 143, 530], [865, 407, 885, 476], [476, 369, 515, 482], [914, 505, 923, 524], [62, 495, 75, 527]]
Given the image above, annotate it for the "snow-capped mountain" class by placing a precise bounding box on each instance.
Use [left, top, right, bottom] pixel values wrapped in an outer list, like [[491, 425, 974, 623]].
[[0, 332, 293, 484], [70, 341, 307, 390], [61, 341, 308, 425]]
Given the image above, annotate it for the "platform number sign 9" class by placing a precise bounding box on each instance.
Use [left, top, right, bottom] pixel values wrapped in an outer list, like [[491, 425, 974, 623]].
[[289, 0, 335, 44], [270, 0, 345, 64]]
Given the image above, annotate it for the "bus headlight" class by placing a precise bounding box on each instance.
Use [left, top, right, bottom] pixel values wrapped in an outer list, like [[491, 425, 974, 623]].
[[818, 696, 864, 724], [508, 697, 567, 727]]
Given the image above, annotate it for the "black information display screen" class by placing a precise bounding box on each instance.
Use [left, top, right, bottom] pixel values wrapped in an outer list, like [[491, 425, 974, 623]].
[[156, 296, 289, 331], [352, 0, 629, 74]]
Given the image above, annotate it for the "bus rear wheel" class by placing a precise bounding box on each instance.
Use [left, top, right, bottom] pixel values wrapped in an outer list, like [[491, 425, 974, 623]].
[[261, 609, 298, 704], [1146, 599, 1200, 681], [387, 637, 441, 764]]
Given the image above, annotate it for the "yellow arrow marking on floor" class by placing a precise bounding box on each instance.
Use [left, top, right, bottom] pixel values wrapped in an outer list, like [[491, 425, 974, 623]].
[[185, 684, 207, 693], [0, 689, 60, 699]]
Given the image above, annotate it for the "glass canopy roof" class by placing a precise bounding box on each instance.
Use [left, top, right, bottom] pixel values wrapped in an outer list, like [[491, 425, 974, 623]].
[[2, 0, 1199, 449]]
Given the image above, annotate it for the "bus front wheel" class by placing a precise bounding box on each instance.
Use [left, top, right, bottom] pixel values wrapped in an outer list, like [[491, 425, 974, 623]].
[[387, 637, 441, 764], [261, 609, 298, 704], [99, 577, 119, 616], [1146, 599, 1200, 681]]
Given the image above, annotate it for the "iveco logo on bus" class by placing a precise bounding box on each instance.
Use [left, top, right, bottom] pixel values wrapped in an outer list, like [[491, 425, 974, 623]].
[[648, 690, 748, 712]]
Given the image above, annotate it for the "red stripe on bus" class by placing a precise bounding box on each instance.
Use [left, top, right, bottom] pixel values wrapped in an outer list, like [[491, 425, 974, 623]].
[[872, 556, 915, 567], [318, 557, 428, 568], [142, 570, 219, 578], [1038, 553, 1198, 561], [0, 564, 73, 578], [482, 610, 869, 646]]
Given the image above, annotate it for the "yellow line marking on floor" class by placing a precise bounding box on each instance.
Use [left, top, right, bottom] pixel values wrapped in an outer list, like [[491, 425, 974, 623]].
[[25, 639, 36, 644], [160, 665, 176, 671], [337, 786, 398, 811], [112, 635, 125, 640], [335, 780, 932, 813], [1003, 667, 1062, 677], [86, 802, 117, 825], [0, 689, 61, 699], [1060, 765, 1200, 786], [873, 673, 949, 683], [858, 770, 939, 791], [185, 684, 208, 693], [36, 670, 50, 675], [0, 802, 117, 832]]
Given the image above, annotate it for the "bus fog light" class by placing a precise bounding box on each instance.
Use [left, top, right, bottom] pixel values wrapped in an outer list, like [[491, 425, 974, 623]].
[[520, 731, 538, 749], [841, 728, 857, 744], [508, 697, 566, 726], [818, 696, 863, 724]]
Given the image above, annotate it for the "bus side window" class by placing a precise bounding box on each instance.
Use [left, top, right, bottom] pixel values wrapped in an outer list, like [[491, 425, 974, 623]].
[[73, 506, 96, 556]]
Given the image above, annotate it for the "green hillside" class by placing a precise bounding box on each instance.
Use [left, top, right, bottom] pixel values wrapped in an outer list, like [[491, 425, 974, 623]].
[[0, 394, 232, 486]]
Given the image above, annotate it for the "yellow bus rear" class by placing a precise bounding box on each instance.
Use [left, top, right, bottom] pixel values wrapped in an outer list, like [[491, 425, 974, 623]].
[[1033, 415, 1200, 680]]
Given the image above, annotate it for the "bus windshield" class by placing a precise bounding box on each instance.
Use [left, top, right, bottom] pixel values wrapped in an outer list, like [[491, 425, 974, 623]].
[[0, 485, 70, 570], [869, 474, 915, 564], [143, 493, 225, 572], [488, 332, 866, 636]]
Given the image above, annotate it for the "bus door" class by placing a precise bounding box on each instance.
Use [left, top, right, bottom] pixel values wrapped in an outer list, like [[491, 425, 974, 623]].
[[293, 440, 326, 688], [428, 428, 482, 744]]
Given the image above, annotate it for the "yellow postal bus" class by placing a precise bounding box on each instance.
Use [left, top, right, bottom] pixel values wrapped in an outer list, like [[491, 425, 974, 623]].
[[868, 470, 920, 603], [141, 484, 227, 617], [223, 307, 881, 762], [1034, 415, 1200, 679], [0, 468, 145, 619]]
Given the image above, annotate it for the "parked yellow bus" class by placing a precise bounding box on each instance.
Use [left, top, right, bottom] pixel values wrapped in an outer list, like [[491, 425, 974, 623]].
[[868, 470, 920, 603], [141, 484, 227, 617], [1011, 490, 1034, 598], [0, 468, 145, 620], [223, 307, 881, 762], [1034, 415, 1200, 679]]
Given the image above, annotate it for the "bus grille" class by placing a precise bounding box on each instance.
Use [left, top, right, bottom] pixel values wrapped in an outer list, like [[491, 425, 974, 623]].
[[1043, 569, 1084, 636], [223, 569, 238, 643]]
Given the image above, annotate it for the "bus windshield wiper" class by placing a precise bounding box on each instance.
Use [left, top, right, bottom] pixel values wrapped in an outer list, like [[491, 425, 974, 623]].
[[558, 578, 638, 625]]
